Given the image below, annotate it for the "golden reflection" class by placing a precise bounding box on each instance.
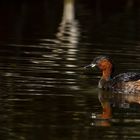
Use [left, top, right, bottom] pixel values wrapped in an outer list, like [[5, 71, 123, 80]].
[[36, 0, 80, 77], [31, 0, 80, 91], [55, 0, 80, 89], [66, 64, 77, 67], [56, 0, 80, 46]]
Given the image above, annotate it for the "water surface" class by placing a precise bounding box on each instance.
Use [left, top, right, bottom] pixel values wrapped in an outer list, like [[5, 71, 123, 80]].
[[0, 0, 140, 140]]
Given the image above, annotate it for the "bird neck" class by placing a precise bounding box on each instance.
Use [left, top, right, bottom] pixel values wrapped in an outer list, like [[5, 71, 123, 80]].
[[98, 70, 112, 89], [102, 68, 112, 81]]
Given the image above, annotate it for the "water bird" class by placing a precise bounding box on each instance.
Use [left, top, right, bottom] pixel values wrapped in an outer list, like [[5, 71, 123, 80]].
[[85, 55, 140, 94], [85, 55, 140, 119]]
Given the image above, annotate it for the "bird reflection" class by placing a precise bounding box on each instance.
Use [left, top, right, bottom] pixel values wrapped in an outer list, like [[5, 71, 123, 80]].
[[89, 90, 140, 127], [97, 90, 140, 120]]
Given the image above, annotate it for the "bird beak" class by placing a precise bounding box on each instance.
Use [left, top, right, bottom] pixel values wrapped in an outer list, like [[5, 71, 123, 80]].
[[84, 63, 96, 69]]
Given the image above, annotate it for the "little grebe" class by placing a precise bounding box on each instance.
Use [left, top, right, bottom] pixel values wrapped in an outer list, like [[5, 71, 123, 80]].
[[85, 55, 140, 94]]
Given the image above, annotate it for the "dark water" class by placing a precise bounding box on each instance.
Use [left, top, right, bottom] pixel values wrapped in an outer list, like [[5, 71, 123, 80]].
[[1, 0, 140, 140]]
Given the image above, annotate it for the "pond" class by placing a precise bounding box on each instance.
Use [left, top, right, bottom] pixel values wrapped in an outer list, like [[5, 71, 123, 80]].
[[0, 0, 140, 140]]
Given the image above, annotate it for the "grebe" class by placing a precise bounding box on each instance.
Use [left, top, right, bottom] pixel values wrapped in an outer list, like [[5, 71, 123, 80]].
[[85, 55, 140, 94]]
